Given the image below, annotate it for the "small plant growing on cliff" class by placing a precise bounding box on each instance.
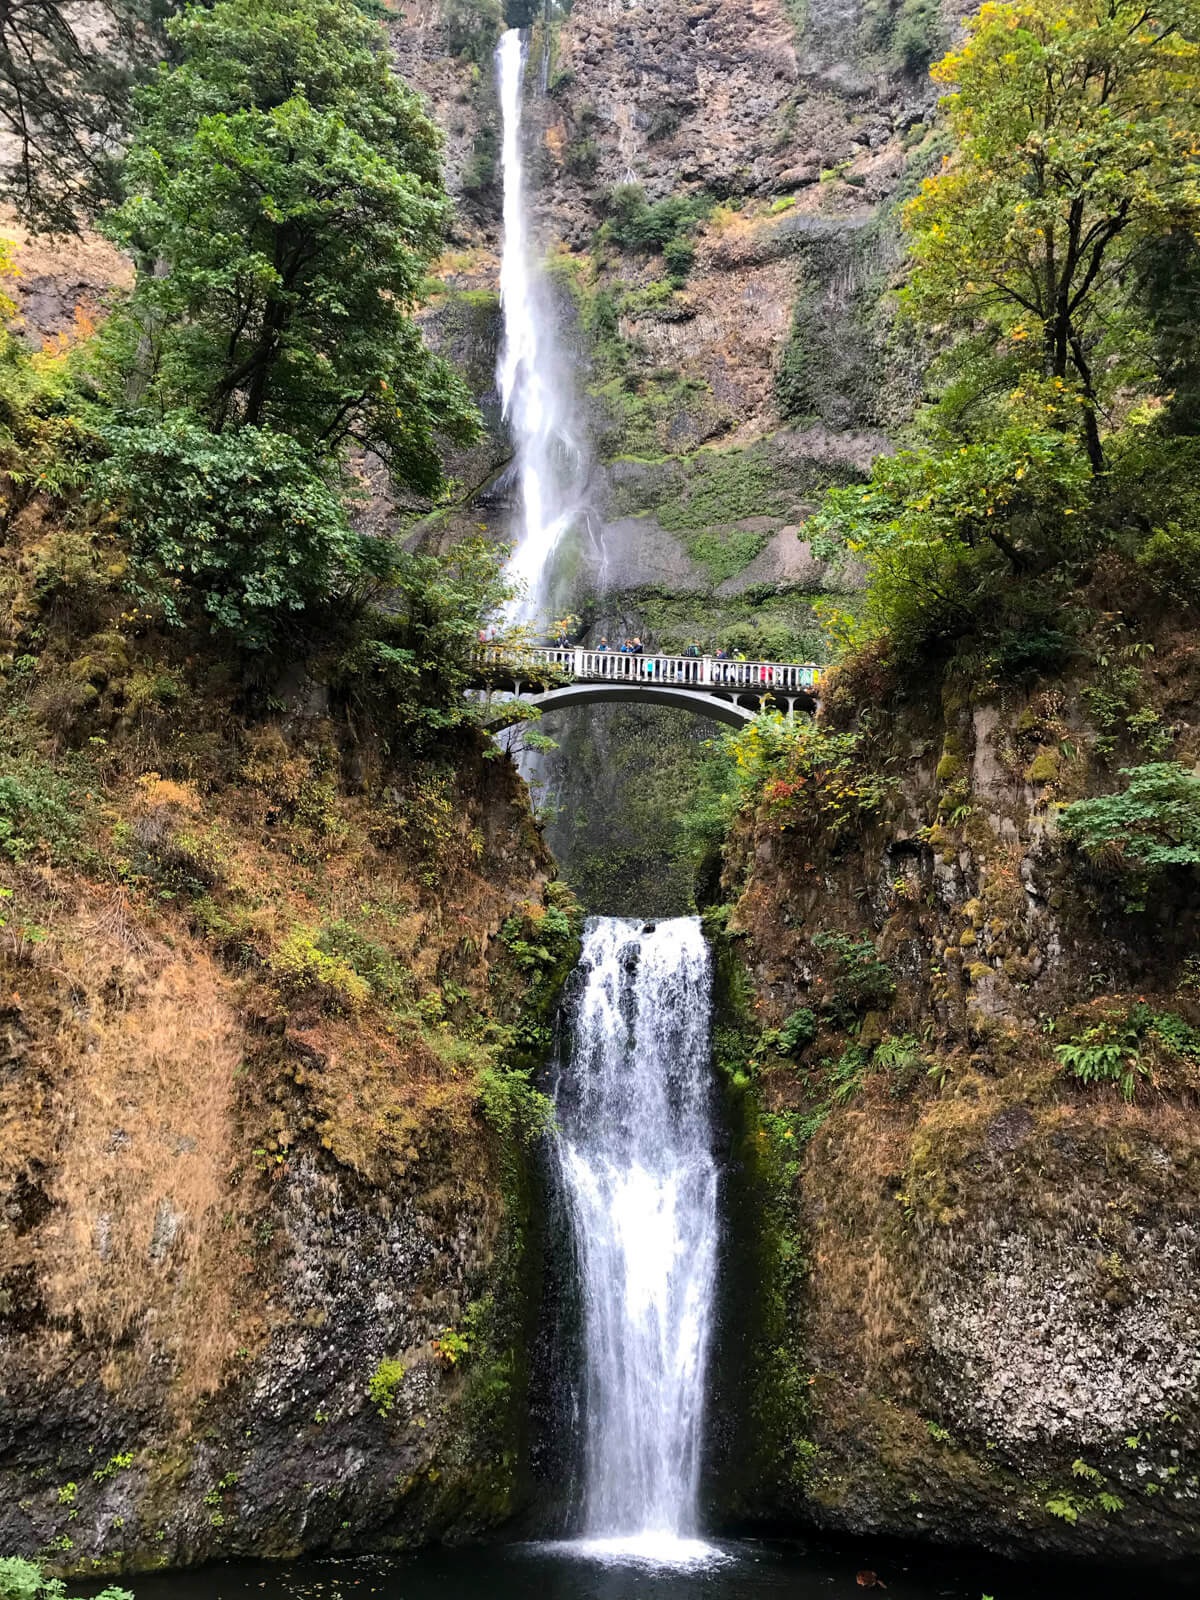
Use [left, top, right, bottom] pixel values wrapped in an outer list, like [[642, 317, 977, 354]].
[[368, 1357, 406, 1418], [0, 1557, 132, 1600], [433, 1326, 471, 1365], [775, 1008, 817, 1056], [1054, 1016, 1146, 1102], [812, 932, 895, 1023], [270, 926, 370, 1011]]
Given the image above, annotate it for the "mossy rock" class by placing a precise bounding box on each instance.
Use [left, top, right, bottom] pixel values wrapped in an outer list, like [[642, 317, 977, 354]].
[[1025, 746, 1060, 784]]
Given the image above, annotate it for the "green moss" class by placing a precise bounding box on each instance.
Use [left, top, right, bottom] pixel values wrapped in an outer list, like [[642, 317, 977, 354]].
[[681, 525, 771, 586], [1026, 747, 1060, 782], [654, 447, 792, 531], [705, 917, 820, 1507]]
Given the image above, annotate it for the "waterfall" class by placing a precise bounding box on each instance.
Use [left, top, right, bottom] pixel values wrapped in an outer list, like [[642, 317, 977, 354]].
[[495, 28, 588, 628], [550, 916, 721, 1563]]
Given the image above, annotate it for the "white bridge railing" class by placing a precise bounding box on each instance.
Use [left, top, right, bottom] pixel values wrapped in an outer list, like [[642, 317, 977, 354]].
[[477, 646, 823, 693]]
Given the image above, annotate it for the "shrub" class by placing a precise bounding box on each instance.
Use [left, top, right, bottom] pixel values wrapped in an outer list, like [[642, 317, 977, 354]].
[[1059, 763, 1200, 900], [662, 235, 696, 283], [442, 0, 502, 66], [99, 418, 392, 651], [603, 183, 711, 262], [777, 1007, 817, 1054], [892, 0, 941, 73], [812, 931, 895, 1022], [462, 127, 498, 196], [314, 922, 412, 1011], [0, 764, 81, 863], [271, 926, 371, 1010], [368, 1356, 406, 1418], [563, 137, 600, 178]]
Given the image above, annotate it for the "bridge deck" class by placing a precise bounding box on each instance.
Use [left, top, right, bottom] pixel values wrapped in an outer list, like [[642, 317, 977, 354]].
[[477, 646, 823, 694]]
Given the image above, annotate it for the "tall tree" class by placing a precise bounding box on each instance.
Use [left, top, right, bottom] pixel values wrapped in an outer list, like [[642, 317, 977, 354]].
[[904, 0, 1200, 472], [103, 0, 475, 488], [96, 0, 478, 649]]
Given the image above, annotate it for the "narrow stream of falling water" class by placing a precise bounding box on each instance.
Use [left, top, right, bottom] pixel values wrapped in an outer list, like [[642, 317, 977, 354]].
[[495, 27, 587, 628], [550, 917, 721, 1564]]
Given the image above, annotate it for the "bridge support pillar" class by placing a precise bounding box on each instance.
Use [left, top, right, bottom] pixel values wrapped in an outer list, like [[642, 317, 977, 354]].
[[785, 697, 796, 720]]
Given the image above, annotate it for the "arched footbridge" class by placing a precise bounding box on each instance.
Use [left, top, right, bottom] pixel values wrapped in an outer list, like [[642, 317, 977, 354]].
[[474, 647, 824, 729]]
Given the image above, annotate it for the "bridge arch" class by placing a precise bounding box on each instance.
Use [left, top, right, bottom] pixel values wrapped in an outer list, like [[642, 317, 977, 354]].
[[522, 682, 757, 727]]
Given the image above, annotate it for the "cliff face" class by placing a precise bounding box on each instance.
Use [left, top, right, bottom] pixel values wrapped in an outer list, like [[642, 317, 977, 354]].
[[709, 593, 1200, 1558], [0, 497, 581, 1572]]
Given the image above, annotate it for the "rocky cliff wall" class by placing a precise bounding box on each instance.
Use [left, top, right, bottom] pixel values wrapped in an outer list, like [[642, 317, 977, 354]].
[[707, 589, 1200, 1558], [0, 493, 581, 1574], [390, 0, 949, 908]]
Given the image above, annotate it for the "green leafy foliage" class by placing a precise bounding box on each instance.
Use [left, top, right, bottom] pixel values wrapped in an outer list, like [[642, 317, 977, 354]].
[[0, 1556, 132, 1600], [905, 0, 1200, 473], [0, 762, 81, 862], [92, 0, 478, 654], [811, 931, 895, 1024], [1055, 1025, 1144, 1101], [1051, 1001, 1200, 1101], [441, 0, 502, 67], [367, 1356, 405, 1418], [332, 538, 516, 747], [807, 0, 1200, 667], [98, 418, 385, 649], [776, 1007, 817, 1055], [601, 183, 711, 282], [807, 408, 1092, 664], [1060, 763, 1200, 886]]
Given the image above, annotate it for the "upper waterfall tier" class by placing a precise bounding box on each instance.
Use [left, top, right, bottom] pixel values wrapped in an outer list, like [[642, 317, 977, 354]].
[[495, 27, 589, 628]]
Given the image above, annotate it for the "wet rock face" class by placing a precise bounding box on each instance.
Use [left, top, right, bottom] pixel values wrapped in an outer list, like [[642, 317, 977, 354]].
[[541, 0, 931, 233], [926, 1221, 1200, 1452], [717, 663, 1200, 1559]]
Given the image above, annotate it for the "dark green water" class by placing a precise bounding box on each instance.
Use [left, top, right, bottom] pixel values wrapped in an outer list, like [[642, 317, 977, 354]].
[[105, 1538, 1192, 1600]]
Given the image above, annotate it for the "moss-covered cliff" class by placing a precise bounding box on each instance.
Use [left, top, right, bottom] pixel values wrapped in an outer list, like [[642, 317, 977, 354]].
[[0, 495, 582, 1574], [705, 579, 1200, 1558]]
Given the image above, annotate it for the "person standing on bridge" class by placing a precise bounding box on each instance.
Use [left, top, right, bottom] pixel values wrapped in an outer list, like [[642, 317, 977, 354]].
[[632, 637, 644, 655], [597, 637, 609, 651]]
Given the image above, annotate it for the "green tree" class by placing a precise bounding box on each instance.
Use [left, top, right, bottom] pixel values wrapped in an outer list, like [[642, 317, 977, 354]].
[[808, 388, 1093, 658], [103, 0, 476, 481], [905, 0, 1200, 472], [93, 0, 479, 649]]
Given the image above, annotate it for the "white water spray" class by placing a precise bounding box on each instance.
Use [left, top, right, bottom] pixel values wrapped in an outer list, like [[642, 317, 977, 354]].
[[551, 917, 721, 1565], [495, 28, 588, 628]]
